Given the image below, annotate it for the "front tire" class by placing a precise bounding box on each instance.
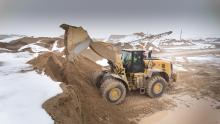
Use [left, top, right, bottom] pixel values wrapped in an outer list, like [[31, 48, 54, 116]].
[[93, 71, 105, 88], [100, 78, 126, 104], [146, 75, 167, 98]]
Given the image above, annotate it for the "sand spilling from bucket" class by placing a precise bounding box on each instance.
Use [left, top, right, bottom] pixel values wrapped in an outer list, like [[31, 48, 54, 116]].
[[28, 52, 133, 124]]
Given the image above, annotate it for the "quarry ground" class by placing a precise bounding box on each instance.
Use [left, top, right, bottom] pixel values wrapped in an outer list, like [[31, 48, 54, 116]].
[[101, 49, 220, 124], [82, 45, 220, 124], [0, 36, 220, 124]]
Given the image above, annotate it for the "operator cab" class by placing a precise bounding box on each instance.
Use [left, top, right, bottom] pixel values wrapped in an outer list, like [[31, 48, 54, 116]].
[[121, 49, 145, 73]]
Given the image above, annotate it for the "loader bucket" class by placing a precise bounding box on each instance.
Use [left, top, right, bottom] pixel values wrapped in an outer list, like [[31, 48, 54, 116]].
[[60, 24, 92, 61], [60, 24, 122, 67]]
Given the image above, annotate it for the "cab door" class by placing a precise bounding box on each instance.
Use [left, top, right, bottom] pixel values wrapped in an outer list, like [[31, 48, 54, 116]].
[[131, 51, 145, 73]]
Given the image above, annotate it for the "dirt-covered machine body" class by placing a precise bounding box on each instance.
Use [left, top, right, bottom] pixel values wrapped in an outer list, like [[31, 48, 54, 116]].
[[61, 24, 177, 104], [120, 49, 176, 91]]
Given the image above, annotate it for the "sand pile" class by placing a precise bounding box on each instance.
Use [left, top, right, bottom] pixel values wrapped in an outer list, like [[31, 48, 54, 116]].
[[28, 52, 133, 124]]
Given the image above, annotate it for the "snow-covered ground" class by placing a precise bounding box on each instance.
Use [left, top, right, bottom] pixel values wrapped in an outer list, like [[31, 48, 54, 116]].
[[118, 34, 142, 43], [0, 52, 62, 124], [171, 55, 220, 65], [163, 43, 215, 50], [18, 40, 50, 53], [187, 55, 220, 64], [51, 40, 64, 52], [0, 48, 11, 52], [0, 36, 24, 43], [18, 40, 64, 53], [106, 33, 216, 52], [0, 52, 34, 75], [19, 44, 49, 53], [161, 54, 220, 72]]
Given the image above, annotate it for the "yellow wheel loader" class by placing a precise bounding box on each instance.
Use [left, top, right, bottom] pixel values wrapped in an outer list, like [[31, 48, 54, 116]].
[[61, 24, 177, 104]]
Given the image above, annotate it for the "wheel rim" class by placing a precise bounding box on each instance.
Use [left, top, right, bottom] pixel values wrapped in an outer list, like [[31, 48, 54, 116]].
[[153, 82, 163, 94], [109, 88, 122, 101]]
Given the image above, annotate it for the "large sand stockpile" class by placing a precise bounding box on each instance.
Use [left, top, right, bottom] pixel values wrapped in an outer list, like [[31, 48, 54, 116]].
[[28, 52, 133, 124]]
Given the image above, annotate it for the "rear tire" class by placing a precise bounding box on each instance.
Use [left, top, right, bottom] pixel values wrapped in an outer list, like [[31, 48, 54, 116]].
[[146, 75, 166, 98], [100, 78, 126, 104]]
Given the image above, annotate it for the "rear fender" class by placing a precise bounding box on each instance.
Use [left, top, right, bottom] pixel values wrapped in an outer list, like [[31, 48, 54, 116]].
[[146, 69, 163, 77]]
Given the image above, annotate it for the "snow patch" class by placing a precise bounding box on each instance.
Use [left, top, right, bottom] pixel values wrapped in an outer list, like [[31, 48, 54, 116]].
[[96, 59, 109, 66], [164, 43, 215, 50], [0, 48, 11, 52], [0, 52, 34, 75], [19, 44, 49, 53], [18, 41, 49, 53], [118, 34, 142, 43], [187, 55, 220, 64], [18, 40, 63, 53], [0, 72, 62, 124], [0, 36, 24, 43], [51, 40, 64, 52], [0, 52, 62, 124]]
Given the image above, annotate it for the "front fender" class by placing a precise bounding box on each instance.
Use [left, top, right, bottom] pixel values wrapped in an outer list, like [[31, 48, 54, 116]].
[[100, 73, 129, 91]]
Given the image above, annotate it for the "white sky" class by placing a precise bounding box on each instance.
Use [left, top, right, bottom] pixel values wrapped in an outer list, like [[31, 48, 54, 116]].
[[0, 0, 220, 39]]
